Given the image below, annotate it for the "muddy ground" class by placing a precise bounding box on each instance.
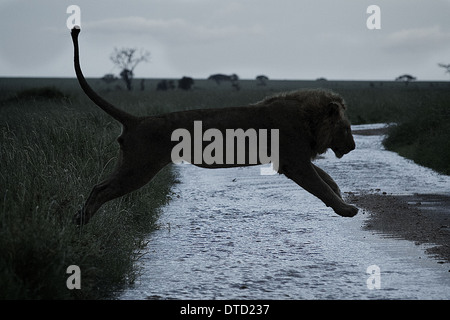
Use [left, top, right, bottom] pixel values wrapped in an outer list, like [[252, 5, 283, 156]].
[[346, 189, 450, 264]]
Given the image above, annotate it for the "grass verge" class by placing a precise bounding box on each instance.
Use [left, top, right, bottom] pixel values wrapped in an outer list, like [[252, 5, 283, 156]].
[[0, 91, 176, 299], [382, 90, 450, 175]]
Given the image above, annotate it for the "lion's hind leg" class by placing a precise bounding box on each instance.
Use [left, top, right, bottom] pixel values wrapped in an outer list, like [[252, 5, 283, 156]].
[[75, 178, 118, 225], [283, 163, 358, 217], [75, 163, 165, 225]]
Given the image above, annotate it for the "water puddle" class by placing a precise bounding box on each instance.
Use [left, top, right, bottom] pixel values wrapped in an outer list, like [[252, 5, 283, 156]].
[[119, 124, 450, 299]]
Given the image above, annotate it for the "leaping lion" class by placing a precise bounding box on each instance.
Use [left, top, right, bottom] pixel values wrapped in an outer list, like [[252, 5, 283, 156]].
[[71, 27, 358, 225]]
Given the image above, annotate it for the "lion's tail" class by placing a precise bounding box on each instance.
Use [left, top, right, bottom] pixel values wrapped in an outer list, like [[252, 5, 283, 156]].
[[71, 27, 138, 128]]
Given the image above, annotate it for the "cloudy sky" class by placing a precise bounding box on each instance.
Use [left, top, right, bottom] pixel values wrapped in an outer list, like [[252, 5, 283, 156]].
[[1, 0, 450, 80]]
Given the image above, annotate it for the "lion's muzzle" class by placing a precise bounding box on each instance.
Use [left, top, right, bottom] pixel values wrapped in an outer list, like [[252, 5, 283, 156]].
[[333, 138, 356, 158]]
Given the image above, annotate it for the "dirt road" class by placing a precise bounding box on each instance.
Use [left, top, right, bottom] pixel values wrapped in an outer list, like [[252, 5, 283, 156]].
[[350, 126, 450, 264]]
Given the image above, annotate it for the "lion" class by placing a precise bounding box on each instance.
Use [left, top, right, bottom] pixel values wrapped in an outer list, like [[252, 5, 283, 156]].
[[71, 27, 358, 225]]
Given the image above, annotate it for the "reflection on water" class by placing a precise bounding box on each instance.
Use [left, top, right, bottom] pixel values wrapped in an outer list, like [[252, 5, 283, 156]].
[[119, 124, 450, 300]]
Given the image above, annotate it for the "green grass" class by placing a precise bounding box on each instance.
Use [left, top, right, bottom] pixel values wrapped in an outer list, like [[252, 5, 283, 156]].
[[0, 77, 449, 299], [383, 91, 450, 175], [0, 85, 176, 299]]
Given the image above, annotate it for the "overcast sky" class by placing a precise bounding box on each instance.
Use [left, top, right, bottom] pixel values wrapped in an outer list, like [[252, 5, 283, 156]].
[[1, 0, 450, 80]]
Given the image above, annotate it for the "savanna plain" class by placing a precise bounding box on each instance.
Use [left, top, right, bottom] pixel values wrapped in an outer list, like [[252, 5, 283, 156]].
[[1, 77, 449, 299]]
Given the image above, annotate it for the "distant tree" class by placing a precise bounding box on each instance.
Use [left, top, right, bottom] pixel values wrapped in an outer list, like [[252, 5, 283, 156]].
[[119, 69, 133, 91], [178, 76, 194, 90], [156, 79, 175, 91], [395, 74, 416, 85], [438, 63, 450, 75], [101, 73, 118, 84], [256, 75, 269, 86], [230, 74, 239, 82], [110, 47, 150, 91], [208, 73, 239, 85]]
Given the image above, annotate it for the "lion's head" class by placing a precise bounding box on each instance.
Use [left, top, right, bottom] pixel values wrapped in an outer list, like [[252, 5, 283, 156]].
[[256, 89, 356, 159], [291, 90, 356, 159], [329, 111, 355, 158]]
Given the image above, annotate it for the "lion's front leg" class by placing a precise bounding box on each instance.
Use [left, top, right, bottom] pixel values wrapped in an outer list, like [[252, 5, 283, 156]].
[[283, 163, 358, 217], [312, 163, 342, 199]]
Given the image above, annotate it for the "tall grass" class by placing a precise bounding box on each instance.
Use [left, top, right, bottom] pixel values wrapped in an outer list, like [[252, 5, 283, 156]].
[[0, 89, 175, 299], [383, 91, 450, 175]]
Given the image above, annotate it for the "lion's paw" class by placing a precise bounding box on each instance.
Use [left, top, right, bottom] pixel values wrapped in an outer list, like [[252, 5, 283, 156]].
[[335, 204, 358, 217]]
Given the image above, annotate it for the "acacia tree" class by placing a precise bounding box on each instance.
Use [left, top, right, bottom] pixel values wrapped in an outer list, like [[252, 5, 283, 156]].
[[438, 63, 450, 76], [110, 47, 150, 91]]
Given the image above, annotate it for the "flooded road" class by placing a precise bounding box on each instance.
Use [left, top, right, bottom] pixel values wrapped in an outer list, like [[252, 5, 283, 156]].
[[119, 124, 450, 300]]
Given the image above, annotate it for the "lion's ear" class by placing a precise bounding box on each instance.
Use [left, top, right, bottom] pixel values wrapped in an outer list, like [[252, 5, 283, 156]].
[[328, 102, 343, 117]]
